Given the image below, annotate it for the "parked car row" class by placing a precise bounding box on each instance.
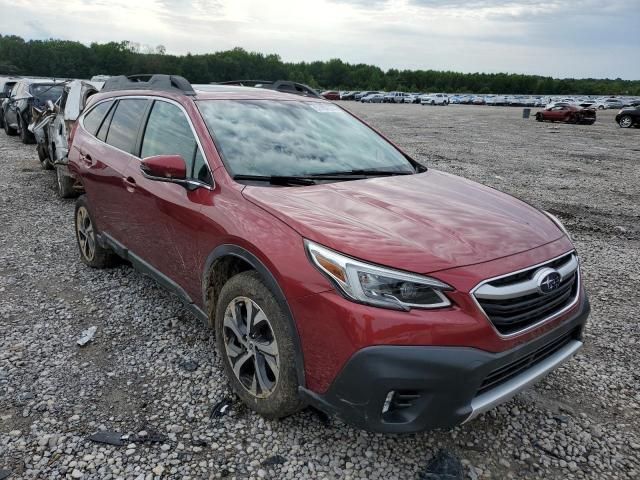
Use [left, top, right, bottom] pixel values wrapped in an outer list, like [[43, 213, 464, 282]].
[[2, 72, 591, 433], [1, 75, 107, 196], [326, 89, 640, 111]]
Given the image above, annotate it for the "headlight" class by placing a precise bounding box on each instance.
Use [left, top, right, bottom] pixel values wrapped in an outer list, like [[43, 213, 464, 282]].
[[305, 240, 452, 311], [543, 211, 572, 239]]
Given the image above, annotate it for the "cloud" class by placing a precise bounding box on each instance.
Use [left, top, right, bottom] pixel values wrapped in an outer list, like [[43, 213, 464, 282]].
[[0, 0, 638, 79]]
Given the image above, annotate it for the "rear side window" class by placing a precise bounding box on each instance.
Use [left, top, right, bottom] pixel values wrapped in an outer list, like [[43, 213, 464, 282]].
[[82, 101, 113, 136], [141, 100, 211, 184], [105, 99, 148, 154]]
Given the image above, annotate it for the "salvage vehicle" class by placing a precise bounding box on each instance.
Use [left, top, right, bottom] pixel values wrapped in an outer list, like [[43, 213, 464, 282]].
[[421, 93, 449, 105], [31, 80, 104, 191], [593, 98, 624, 110], [3, 79, 64, 143], [68, 74, 589, 433], [361, 93, 385, 103], [535, 105, 596, 125], [321, 90, 340, 100], [615, 104, 640, 128], [0, 76, 20, 129]]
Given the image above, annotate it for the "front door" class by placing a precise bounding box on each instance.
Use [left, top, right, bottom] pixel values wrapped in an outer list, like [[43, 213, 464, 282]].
[[124, 99, 214, 302]]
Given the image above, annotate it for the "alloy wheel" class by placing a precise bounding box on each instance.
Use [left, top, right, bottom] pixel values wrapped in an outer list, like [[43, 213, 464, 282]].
[[76, 206, 95, 261], [619, 116, 632, 128], [223, 296, 280, 398]]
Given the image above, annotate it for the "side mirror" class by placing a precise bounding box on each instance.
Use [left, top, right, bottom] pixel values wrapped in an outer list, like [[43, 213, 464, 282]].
[[46, 100, 55, 111], [140, 155, 187, 181]]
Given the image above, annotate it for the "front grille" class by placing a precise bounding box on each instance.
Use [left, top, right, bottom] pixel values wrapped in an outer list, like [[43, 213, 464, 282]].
[[474, 253, 579, 335], [477, 327, 579, 395]]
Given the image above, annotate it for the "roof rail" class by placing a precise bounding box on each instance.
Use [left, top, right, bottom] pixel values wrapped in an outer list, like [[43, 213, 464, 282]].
[[103, 74, 195, 96], [216, 79, 321, 99]]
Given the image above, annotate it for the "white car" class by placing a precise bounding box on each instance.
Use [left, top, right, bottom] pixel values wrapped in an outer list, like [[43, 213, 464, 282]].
[[420, 93, 449, 105], [593, 98, 625, 110], [383, 92, 408, 103]]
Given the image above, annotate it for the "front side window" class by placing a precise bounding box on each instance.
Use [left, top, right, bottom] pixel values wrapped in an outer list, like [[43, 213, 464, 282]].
[[197, 100, 414, 178], [105, 99, 148, 154], [141, 100, 210, 183]]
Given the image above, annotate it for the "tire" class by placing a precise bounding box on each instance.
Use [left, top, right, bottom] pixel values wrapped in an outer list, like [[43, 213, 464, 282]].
[[215, 271, 304, 419], [0, 112, 4, 129], [536, 113, 544, 122], [598, 105, 605, 110], [4, 114, 17, 136], [37, 144, 54, 170], [57, 165, 77, 198], [618, 115, 633, 128], [19, 117, 35, 144], [74, 196, 119, 268]]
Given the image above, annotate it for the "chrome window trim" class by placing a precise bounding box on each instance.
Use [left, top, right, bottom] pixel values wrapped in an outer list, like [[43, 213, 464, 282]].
[[470, 250, 581, 339], [79, 95, 215, 190]]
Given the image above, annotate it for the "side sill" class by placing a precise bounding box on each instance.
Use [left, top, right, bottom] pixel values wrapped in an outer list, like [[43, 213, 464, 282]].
[[98, 232, 208, 324]]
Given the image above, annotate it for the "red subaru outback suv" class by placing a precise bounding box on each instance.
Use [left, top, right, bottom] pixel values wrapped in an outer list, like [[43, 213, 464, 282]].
[[68, 75, 589, 433]]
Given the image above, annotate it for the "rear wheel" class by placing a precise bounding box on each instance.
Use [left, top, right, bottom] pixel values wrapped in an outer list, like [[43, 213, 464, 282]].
[[19, 117, 35, 144], [74, 196, 119, 268], [37, 144, 54, 170], [215, 271, 303, 419], [618, 115, 633, 128]]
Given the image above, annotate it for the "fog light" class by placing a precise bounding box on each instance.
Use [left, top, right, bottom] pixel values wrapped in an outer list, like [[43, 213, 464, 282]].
[[382, 391, 395, 414]]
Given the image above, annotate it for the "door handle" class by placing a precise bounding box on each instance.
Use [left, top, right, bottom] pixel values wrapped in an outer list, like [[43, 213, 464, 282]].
[[123, 176, 137, 192]]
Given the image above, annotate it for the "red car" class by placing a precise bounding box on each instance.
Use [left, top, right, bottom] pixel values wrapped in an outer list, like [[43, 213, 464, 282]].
[[68, 75, 589, 433], [535, 104, 596, 124], [321, 90, 340, 101]]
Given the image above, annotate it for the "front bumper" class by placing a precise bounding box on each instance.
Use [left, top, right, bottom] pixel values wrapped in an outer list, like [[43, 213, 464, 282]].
[[301, 295, 589, 433]]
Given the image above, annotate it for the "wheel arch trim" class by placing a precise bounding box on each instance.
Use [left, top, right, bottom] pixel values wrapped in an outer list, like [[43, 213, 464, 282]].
[[202, 244, 306, 387]]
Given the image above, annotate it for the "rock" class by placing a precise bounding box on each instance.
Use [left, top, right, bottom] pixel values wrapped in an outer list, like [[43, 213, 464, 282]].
[[419, 450, 463, 480]]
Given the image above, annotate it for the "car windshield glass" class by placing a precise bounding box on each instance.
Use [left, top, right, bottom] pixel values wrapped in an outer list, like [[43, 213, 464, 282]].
[[197, 100, 415, 177], [30, 84, 64, 102]]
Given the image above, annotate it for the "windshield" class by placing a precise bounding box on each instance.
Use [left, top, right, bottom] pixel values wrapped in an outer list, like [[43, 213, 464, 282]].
[[30, 84, 64, 103], [197, 100, 415, 177]]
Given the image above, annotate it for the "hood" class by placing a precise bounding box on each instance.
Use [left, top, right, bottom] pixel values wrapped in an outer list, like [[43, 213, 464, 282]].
[[242, 170, 564, 274]]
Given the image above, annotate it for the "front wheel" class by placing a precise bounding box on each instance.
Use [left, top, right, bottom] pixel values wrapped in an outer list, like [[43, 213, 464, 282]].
[[536, 113, 544, 122], [215, 271, 303, 419], [618, 115, 633, 128]]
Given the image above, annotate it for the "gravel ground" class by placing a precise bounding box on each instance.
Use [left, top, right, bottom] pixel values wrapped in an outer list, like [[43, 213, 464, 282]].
[[1, 104, 639, 480]]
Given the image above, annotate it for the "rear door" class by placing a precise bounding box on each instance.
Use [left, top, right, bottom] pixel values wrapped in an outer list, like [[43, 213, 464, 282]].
[[73, 98, 149, 244], [124, 99, 213, 300]]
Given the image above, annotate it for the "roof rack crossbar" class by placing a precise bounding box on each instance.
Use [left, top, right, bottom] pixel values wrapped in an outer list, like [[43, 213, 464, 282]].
[[214, 79, 321, 98], [103, 74, 195, 96]]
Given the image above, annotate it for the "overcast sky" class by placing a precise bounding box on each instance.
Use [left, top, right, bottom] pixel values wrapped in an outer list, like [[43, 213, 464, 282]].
[[1, 0, 638, 79]]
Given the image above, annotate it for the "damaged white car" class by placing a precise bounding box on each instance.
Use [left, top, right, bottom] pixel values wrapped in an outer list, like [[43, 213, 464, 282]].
[[32, 79, 104, 197]]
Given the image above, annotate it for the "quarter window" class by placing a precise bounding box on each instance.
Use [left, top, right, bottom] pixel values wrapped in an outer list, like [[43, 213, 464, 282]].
[[141, 101, 211, 184], [105, 99, 148, 154], [82, 101, 113, 136]]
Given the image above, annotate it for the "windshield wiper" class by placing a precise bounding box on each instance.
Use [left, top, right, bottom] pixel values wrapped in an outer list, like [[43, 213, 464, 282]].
[[316, 169, 415, 177], [234, 169, 415, 186], [233, 174, 317, 186]]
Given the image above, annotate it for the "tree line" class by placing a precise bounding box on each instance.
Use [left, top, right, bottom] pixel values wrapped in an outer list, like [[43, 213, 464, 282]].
[[1, 34, 638, 95]]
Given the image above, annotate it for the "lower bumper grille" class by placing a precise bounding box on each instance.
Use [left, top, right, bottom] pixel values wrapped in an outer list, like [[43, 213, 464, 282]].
[[477, 326, 580, 395]]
